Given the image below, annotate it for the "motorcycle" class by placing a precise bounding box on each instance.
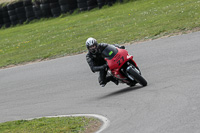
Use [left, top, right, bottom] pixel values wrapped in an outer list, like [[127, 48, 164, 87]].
[[102, 45, 147, 87]]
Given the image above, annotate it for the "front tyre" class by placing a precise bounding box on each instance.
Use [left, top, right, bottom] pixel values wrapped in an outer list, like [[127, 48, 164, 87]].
[[127, 66, 147, 87]]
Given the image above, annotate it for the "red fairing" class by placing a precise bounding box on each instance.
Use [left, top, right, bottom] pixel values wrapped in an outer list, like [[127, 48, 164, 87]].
[[105, 48, 137, 79]]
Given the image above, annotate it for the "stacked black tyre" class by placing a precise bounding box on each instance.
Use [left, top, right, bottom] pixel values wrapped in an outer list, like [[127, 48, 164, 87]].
[[97, 0, 105, 8], [50, 0, 61, 17], [87, 0, 97, 10], [68, 0, 77, 12], [59, 0, 77, 13], [32, 2, 43, 19], [7, 3, 18, 26], [97, 0, 117, 8], [40, 0, 52, 18], [59, 0, 70, 13], [106, 0, 116, 6], [0, 8, 4, 28], [24, 0, 35, 22], [2, 6, 11, 28], [77, 0, 87, 11], [15, 1, 27, 24]]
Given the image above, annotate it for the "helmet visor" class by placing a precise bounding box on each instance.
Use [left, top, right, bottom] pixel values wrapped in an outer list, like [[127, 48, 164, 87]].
[[89, 45, 97, 54]]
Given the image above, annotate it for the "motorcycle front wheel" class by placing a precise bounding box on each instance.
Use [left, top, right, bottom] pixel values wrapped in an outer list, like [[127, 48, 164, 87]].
[[127, 66, 147, 87]]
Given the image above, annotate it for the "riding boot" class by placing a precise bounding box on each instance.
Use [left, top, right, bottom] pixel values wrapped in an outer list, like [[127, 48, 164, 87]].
[[106, 76, 119, 85]]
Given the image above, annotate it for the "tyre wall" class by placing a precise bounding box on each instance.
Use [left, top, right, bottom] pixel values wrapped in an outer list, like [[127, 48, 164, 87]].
[[0, 0, 124, 28]]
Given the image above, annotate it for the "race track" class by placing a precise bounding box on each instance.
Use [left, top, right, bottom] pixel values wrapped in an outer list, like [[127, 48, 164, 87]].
[[1, 31, 200, 133]]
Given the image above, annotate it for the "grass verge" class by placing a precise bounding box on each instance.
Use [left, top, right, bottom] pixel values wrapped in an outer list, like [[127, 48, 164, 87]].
[[0, 116, 102, 133], [0, 0, 200, 68]]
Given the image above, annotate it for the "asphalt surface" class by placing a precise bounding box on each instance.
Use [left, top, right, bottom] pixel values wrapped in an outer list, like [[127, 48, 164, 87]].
[[0, 31, 200, 133]]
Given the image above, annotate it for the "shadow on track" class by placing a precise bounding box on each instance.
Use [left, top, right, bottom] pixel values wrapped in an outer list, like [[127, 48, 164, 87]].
[[98, 86, 143, 100]]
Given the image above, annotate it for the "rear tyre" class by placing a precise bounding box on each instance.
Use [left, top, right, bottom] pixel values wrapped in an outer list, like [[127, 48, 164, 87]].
[[127, 67, 147, 87]]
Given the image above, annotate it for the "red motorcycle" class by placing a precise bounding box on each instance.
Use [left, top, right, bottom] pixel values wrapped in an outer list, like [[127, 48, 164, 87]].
[[102, 45, 147, 87]]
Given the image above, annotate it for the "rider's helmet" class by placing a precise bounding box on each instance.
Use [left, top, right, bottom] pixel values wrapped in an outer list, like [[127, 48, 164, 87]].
[[86, 37, 98, 54]]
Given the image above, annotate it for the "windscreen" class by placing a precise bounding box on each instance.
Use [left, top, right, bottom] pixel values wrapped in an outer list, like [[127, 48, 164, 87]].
[[102, 45, 118, 60]]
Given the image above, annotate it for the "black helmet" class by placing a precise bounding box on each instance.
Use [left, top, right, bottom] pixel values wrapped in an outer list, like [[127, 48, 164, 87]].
[[86, 37, 98, 54]]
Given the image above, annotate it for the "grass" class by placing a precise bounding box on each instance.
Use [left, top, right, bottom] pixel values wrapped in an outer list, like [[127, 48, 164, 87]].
[[0, 0, 15, 3], [0, 0, 200, 68], [0, 116, 101, 133]]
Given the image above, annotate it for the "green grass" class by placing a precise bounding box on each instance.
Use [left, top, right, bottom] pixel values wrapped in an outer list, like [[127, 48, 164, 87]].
[[0, 117, 100, 133], [0, 0, 200, 68]]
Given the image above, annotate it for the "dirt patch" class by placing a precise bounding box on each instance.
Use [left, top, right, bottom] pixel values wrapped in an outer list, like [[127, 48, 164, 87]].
[[83, 118, 103, 133]]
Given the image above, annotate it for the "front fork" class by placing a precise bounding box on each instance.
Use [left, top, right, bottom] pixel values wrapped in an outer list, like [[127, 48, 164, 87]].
[[125, 62, 141, 81]]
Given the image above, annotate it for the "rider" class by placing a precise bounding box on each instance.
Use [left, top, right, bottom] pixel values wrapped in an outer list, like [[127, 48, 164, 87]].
[[86, 37, 125, 87]]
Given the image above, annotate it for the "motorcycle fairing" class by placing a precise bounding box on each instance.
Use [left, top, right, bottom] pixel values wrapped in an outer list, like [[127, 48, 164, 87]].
[[102, 46, 137, 80]]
